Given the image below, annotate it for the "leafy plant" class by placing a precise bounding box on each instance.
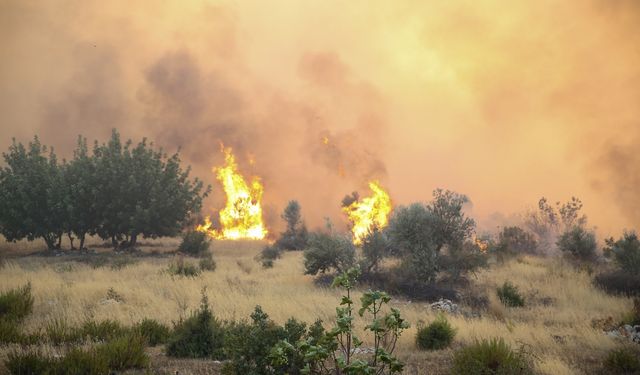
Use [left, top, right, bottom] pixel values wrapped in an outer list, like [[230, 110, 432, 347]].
[[604, 347, 640, 374], [415, 314, 456, 350], [96, 332, 149, 370], [556, 226, 597, 260], [79, 319, 127, 342], [178, 230, 211, 257], [167, 256, 201, 277], [166, 291, 225, 359], [260, 245, 281, 268], [451, 338, 533, 374], [303, 232, 356, 275], [497, 281, 525, 307], [604, 232, 640, 273], [275, 200, 309, 251], [134, 318, 170, 346], [270, 267, 409, 374]]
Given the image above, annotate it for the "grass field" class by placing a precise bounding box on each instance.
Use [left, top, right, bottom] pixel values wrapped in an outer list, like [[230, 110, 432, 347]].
[[0, 238, 635, 374]]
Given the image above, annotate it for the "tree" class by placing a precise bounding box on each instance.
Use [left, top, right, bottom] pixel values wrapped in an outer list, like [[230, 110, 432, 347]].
[[93, 130, 208, 248], [275, 200, 308, 251], [604, 232, 640, 273], [427, 189, 475, 252], [0, 137, 66, 250], [524, 197, 587, 252], [497, 226, 538, 255], [303, 232, 356, 275], [556, 226, 597, 260], [360, 226, 390, 274], [64, 136, 98, 250]]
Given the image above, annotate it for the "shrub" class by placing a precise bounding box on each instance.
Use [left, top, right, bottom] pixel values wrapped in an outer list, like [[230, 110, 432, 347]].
[[199, 253, 216, 272], [416, 315, 456, 350], [360, 226, 390, 274], [260, 245, 281, 268], [605, 232, 640, 273], [440, 241, 488, 280], [496, 226, 538, 258], [0, 283, 34, 322], [166, 292, 225, 359], [451, 338, 533, 375], [96, 332, 149, 370], [595, 271, 640, 297], [269, 267, 409, 375], [5, 350, 54, 375], [604, 347, 640, 374], [45, 318, 82, 345], [178, 230, 211, 257], [57, 347, 109, 375], [0, 318, 24, 344], [556, 226, 597, 260], [134, 318, 170, 346], [275, 200, 309, 251], [497, 281, 525, 307], [167, 256, 201, 277], [80, 319, 127, 342], [303, 232, 355, 275], [223, 307, 309, 375]]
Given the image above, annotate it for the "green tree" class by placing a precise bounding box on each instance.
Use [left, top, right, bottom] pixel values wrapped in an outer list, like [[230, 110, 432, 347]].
[[556, 226, 597, 260], [0, 137, 66, 250], [276, 200, 309, 251], [604, 232, 640, 273], [303, 232, 356, 275]]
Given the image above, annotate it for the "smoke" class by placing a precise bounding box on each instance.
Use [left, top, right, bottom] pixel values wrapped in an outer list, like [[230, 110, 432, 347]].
[[1, 0, 640, 235]]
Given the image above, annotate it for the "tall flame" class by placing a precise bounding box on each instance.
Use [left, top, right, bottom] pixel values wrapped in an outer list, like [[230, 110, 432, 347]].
[[343, 181, 392, 245], [197, 147, 267, 240]]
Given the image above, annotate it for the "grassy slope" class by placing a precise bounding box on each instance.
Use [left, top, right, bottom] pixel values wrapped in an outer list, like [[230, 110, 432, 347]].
[[0, 238, 633, 374]]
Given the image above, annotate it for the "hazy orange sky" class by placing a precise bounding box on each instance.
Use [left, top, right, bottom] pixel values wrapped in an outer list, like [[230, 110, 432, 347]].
[[1, 0, 639, 236]]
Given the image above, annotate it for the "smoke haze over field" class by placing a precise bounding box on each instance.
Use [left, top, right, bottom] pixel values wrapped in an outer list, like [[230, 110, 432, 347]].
[[1, 0, 639, 235]]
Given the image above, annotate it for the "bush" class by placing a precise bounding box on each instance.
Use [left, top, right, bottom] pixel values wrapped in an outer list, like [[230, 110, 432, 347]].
[[605, 232, 640, 273], [134, 318, 170, 346], [451, 338, 533, 375], [275, 200, 309, 251], [0, 318, 25, 344], [96, 332, 149, 371], [497, 281, 525, 307], [168, 256, 201, 277], [0, 283, 34, 322], [57, 347, 109, 375], [496, 226, 538, 257], [360, 226, 390, 274], [45, 318, 82, 345], [5, 350, 54, 375], [199, 253, 216, 272], [80, 319, 127, 342], [178, 230, 211, 257], [223, 307, 309, 375], [303, 232, 355, 275], [557, 226, 597, 260], [416, 315, 456, 350], [595, 271, 640, 297], [604, 347, 640, 374], [440, 241, 488, 280], [260, 245, 281, 268], [166, 292, 225, 359]]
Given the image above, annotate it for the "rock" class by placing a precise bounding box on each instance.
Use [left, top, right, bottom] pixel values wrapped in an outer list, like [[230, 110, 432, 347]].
[[429, 298, 460, 315]]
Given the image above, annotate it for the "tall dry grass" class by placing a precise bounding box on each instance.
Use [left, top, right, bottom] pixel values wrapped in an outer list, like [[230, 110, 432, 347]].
[[0, 239, 633, 374]]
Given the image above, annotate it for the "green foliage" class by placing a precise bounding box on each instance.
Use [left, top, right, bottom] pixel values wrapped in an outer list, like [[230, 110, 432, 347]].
[[167, 256, 201, 277], [134, 318, 170, 346], [415, 315, 456, 350], [595, 270, 640, 297], [360, 226, 391, 274], [178, 230, 211, 256], [223, 307, 310, 375], [0, 137, 66, 249], [166, 291, 225, 359], [604, 347, 640, 374], [275, 200, 309, 251], [605, 232, 640, 273], [0, 283, 34, 323], [557, 226, 597, 260], [45, 318, 82, 345], [451, 338, 533, 375], [497, 282, 525, 307], [260, 245, 281, 268], [303, 232, 356, 275], [80, 319, 127, 342], [0, 318, 24, 344], [5, 350, 54, 375], [56, 347, 110, 375], [96, 332, 149, 370], [269, 267, 409, 375]]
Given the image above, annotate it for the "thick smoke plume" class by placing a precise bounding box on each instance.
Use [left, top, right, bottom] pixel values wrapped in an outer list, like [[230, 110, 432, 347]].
[[1, 0, 639, 234]]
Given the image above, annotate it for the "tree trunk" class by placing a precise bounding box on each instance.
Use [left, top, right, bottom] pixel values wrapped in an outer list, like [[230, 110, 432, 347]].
[[56, 233, 62, 249], [68, 232, 75, 250], [111, 235, 118, 249], [79, 234, 85, 250], [43, 235, 56, 250], [129, 232, 138, 248]]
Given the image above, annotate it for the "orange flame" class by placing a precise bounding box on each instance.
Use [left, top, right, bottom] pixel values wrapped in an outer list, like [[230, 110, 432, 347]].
[[197, 147, 267, 240], [343, 181, 392, 245]]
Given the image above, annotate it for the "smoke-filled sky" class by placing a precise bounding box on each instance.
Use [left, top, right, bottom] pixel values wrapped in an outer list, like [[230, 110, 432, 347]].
[[1, 0, 639, 236]]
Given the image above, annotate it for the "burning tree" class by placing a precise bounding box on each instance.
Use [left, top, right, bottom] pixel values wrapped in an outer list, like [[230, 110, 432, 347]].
[[341, 181, 392, 245], [197, 147, 267, 240]]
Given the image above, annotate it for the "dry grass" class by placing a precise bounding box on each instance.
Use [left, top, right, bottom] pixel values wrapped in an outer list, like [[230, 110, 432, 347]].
[[0, 238, 634, 374]]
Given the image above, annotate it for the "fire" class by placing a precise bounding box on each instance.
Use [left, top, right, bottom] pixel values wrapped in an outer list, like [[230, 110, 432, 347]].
[[343, 181, 392, 245], [197, 147, 267, 240]]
